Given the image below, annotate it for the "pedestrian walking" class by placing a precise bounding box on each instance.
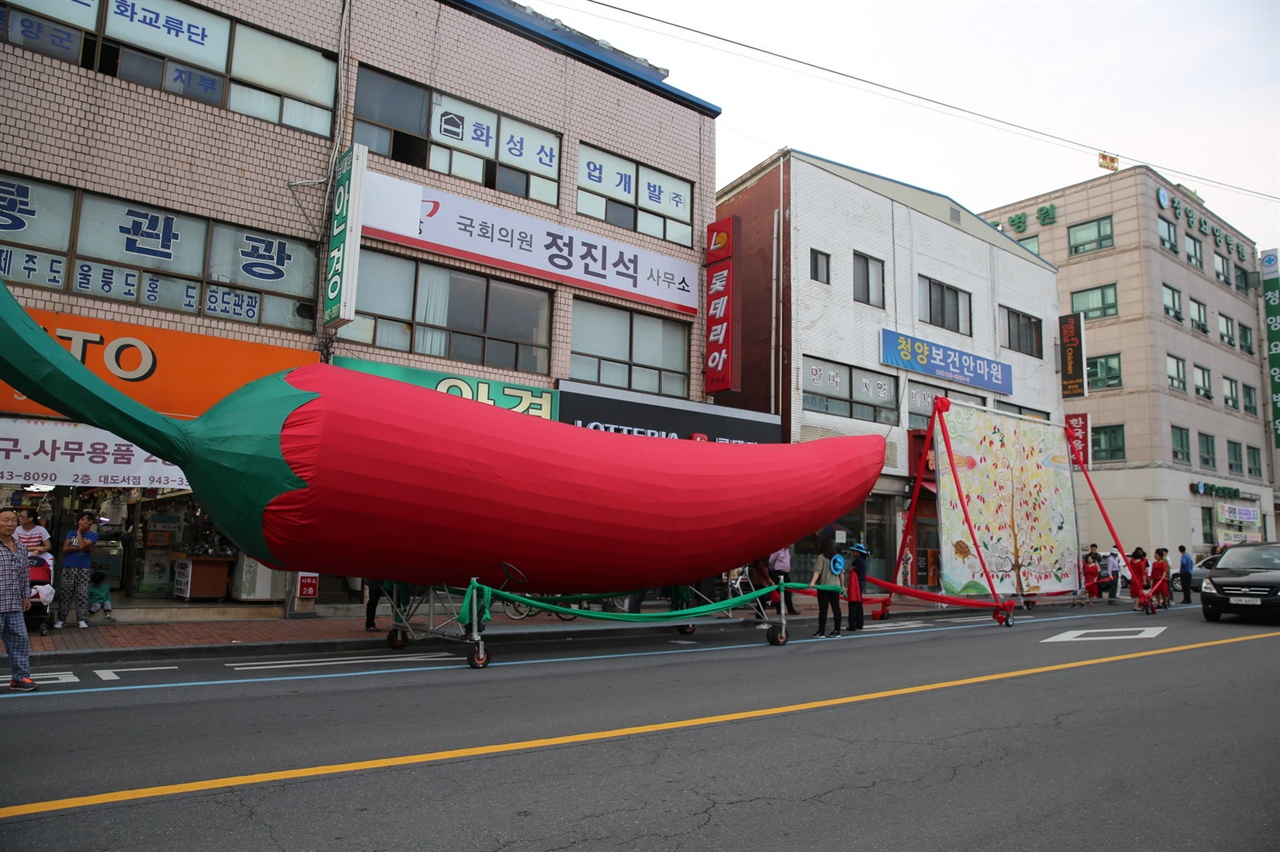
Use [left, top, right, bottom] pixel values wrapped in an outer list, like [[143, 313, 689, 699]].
[[846, 543, 869, 630], [0, 507, 37, 692]]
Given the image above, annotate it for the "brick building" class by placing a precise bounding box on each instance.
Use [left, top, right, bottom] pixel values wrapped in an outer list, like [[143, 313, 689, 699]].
[[0, 0, 719, 603]]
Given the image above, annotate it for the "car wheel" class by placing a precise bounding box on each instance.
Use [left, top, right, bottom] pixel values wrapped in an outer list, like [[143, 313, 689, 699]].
[[1171, 576, 1182, 593], [1202, 607, 1221, 622]]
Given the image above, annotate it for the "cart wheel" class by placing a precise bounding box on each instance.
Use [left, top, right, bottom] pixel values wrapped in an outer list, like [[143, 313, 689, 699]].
[[467, 646, 490, 668], [1146, 601, 1156, 615], [1003, 610, 1015, 627], [386, 628, 408, 650], [676, 624, 696, 635], [1024, 601, 1036, 610], [554, 608, 578, 622], [766, 624, 788, 646], [873, 611, 886, 620], [39, 622, 49, 636]]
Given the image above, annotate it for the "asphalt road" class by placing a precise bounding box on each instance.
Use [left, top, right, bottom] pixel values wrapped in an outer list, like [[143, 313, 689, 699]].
[[1, 605, 1277, 851]]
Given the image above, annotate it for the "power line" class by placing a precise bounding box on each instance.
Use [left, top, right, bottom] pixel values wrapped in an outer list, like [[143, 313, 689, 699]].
[[577, 0, 1279, 204]]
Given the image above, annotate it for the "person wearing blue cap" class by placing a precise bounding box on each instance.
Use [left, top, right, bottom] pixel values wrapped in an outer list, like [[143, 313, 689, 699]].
[[808, 525, 843, 637], [847, 542, 869, 631]]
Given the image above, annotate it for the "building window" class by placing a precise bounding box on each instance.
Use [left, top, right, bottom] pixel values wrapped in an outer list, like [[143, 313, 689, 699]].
[[1162, 284, 1182, 320], [1235, 264, 1250, 293], [1223, 377, 1239, 409], [1171, 426, 1191, 464], [999, 306, 1043, 358], [577, 144, 692, 246], [355, 67, 561, 205], [1248, 446, 1263, 478], [1167, 355, 1186, 392], [811, 249, 831, 284], [918, 276, 971, 335], [1194, 365, 1212, 400], [1189, 299, 1208, 334], [1244, 384, 1258, 416], [1068, 217, 1114, 255], [569, 300, 689, 397], [1199, 433, 1216, 469], [1018, 235, 1040, 255], [1070, 283, 1117, 320], [1158, 218, 1178, 253], [853, 251, 884, 307], [1092, 425, 1125, 461], [995, 401, 1050, 420], [1184, 234, 1203, 269], [1087, 354, 1121, 389], [1227, 441, 1244, 475], [1219, 315, 1235, 347], [3, 5, 337, 137], [339, 253, 552, 374], [1214, 253, 1231, 284], [909, 384, 984, 429], [1202, 506, 1215, 546], [1240, 324, 1255, 355], [802, 356, 899, 426]]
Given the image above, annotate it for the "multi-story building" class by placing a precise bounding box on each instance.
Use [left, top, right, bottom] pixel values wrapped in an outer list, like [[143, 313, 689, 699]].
[[715, 149, 1061, 586], [0, 0, 720, 604], [982, 166, 1272, 560]]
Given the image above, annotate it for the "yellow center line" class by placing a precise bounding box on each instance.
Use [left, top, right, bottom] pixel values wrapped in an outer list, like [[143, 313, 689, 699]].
[[3, 630, 1276, 819]]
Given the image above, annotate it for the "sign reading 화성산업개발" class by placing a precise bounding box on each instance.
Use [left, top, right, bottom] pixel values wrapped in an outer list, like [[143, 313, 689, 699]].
[[880, 329, 1013, 395], [360, 171, 699, 315]]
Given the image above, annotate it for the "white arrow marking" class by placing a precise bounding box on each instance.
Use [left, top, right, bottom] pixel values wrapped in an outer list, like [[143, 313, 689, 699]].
[[94, 666, 179, 681], [1042, 627, 1167, 643]]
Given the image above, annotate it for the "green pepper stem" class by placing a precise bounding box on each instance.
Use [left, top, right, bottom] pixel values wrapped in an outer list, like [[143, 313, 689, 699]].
[[0, 278, 191, 465]]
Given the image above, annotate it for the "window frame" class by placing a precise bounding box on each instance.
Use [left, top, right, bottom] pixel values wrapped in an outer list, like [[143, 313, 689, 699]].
[[801, 355, 900, 426], [1240, 324, 1255, 355], [1198, 433, 1216, 469], [852, 250, 884, 307], [568, 299, 690, 398], [1162, 284, 1182, 321], [1167, 355, 1186, 392], [999, 305, 1043, 358], [1070, 283, 1118, 320], [1087, 354, 1122, 389], [1092, 424, 1126, 461], [1227, 440, 1244, 475], [1219, 314, 1236, 347], [811, 249, 831, 284], [1214, 253, 1231, 284], [1222, 376, 1239, 410], [1189, 299, 1209, 334], [1158, 217, 1179, 253], [1247, 446, 1263, 478], [1244, 384, 1258, 416], [1068, 216, 1114, 255], [1171, 426, 1191, 465], [918, 276, 972, 336], [1184, 234, 1203, 269], [1194, 365, 1212, 400]]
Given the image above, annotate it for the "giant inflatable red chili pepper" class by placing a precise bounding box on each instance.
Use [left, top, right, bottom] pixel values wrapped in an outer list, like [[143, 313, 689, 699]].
[[0, 279, 885, 591]]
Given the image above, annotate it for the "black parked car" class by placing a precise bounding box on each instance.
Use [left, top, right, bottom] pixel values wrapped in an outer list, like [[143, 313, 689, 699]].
[[1200, 542, 1280, 621]]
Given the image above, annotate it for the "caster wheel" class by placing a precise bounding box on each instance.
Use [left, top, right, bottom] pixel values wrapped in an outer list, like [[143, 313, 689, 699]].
[[1003, 611, 1015, 627], [676, 624, 696, 635], [386, 628, 408, 650], [766, 624, 788, 645], [468, 646, 490, 668]]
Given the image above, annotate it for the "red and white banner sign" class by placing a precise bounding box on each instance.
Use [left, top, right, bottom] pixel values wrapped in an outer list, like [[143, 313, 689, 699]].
[[1065, 412, 1091, 468], [704, 216, 739, 394]]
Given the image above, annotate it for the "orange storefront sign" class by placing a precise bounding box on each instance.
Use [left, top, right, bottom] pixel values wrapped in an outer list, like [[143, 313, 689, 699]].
[[0, 309, 318, 421]]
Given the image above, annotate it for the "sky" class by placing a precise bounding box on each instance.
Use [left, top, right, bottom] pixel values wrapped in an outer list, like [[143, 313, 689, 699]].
[[527, 0, 1280, 254]]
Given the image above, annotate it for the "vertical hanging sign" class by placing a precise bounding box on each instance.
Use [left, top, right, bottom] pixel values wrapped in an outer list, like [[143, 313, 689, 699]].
[[704, 216, 740, 394], [1059, 312, 1087, 398], [323, 144, 367, 328], [1064, 412, 1091, 468], [1262, 249, 1280, 448]]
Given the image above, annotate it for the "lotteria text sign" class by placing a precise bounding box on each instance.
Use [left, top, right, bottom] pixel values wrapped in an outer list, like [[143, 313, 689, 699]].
[[361, 171, 699, 315], [704, 216, 738, 393]]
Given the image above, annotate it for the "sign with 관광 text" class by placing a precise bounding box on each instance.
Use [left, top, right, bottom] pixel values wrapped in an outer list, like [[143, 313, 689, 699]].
[[361, 172, 699, 315]]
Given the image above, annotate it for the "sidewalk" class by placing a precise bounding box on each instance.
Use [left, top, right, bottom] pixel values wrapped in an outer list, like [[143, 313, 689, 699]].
[[25, 590, 1036, 665]]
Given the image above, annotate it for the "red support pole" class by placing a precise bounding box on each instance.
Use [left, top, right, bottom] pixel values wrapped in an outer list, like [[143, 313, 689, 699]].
[[894, 406, 939, 588], [1065, 425, 1127, 560]]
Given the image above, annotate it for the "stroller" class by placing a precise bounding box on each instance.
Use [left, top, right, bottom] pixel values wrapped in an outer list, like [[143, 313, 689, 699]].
[[25, 556, 55, 637]]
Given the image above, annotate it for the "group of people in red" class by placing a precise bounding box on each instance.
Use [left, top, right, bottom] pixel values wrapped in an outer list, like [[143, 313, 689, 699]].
[[1078, 542, 1178, 609]]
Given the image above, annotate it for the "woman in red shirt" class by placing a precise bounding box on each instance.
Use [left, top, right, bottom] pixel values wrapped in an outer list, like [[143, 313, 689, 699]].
[[1149, 548, 1170, 608], [1129, 547, 1149, 610]]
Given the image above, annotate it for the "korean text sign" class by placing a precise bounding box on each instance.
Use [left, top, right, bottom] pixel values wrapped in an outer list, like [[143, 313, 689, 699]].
[[360, 172, 698, 315], [880, 329, 1012, 395], [0, 417, 189, 487]]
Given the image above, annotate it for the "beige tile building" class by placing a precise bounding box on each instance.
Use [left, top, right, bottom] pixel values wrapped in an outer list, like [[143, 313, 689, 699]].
[[983, 167, 1272, 561]]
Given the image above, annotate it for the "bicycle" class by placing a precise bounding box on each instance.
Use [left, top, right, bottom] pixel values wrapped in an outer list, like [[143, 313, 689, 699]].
[[501, 594, 578, 621]]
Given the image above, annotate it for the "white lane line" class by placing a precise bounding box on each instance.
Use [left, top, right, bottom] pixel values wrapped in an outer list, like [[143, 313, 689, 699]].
[[228, 653, 453, 670]]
